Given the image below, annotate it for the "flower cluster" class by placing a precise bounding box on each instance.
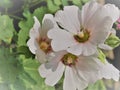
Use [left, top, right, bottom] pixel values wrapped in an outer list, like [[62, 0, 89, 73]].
[[27, 1, 120, 90]]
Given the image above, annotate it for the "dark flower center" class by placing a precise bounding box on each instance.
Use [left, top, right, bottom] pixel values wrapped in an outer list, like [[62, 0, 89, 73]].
[[61, 53, 78, 66]]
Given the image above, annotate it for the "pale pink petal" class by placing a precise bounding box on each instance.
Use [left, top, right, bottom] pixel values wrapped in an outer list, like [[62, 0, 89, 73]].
[[64, 66, 88, 90], [98, 60, 120, 81], [27, 38, 37, 54], [89, 17, 113, 44], [63, 66, 76, 90], [81, 1, 101, 27], [29, 16, 40, 38], [41, 14, 58, 37], [82, 42, 97, 56], [35, 48, 46, 63], [48, 28, 77, 51], [55, 6, 80, 34], [98, 43, 112, 50], [45, 62, 65, 86], [76, 56, 101, 83], [86, 3, 119, 30], [67, 44, 83, 56]]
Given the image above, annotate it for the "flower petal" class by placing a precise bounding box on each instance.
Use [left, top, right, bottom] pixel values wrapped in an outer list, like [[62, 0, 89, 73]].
[[77, 56, 101, 83], [81, 1, 101, 27], [82, 42, 97, 56], [67, 42, 96, 56], [35, 48, 46, 63], [99, 60, 120, 81], [98, 43, 112, 50], [41, 14, 58, 37], [45, 62, 65, 86], [55, 6, 80, 34], [48, 28, 76, 51], [29, 16, 40, 38], [27, 38, 37, 54], [64, 66, 88, 90], [67, 44, 83, 56], [63, 66, 76, 90], [89, 17, 113, 44], [86, 3, 119, 30]]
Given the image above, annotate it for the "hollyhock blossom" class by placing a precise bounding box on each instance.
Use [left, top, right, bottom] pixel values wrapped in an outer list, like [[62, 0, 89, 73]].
[[48, 1, 120, 56], [38, 51, 119, 90], [27, 14, 57, 63]]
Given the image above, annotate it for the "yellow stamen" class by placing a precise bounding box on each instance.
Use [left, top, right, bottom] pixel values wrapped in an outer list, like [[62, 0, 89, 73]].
[[78, 31, 84, 38], [40, 41, 49, 51]]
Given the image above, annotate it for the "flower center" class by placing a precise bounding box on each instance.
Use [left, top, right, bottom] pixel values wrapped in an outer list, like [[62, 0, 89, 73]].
[[74, 29, 90, 43], [38, 38, 51, 54], [61, 53, 78, 66]]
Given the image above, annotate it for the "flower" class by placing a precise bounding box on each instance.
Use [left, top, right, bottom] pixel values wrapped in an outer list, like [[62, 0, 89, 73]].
[[27, 14, 57, 63], [38, 51, 119, 90], [48, 1, 120, 56]]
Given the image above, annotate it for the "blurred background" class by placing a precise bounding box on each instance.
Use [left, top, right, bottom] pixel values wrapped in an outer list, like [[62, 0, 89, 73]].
[[0, 0, 120, 90]]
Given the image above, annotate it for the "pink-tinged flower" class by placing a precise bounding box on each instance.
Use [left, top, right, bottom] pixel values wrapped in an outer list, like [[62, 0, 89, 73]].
[[38, 51, 119, 90], [48, 1, 120, 56], [27, 14, 57, 63]]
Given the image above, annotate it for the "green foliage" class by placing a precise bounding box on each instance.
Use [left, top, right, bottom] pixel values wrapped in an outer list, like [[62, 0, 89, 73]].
[[0, 46, 55, 90], [0, 15, 15, 44], [0, 47, 22, 84], [33, 7, 48, 23], [86, 80, 106, 90], [18, 11, 34, 47], [98, 49, 106, 64], [18, 7, 48, 47], [46, 0, 60, 13], [105, 34, 120, 48], [19, 55, 55, 90]]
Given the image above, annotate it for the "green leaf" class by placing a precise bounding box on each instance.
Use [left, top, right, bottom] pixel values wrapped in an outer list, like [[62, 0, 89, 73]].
[[46, 0, 60, 13], [54, 0, 62, 6], [72, 0, 82, 7], [86, 80, 106, 90], [18, 11, 34, 46], [17, 46, 34, 58], [61, 0, 68, 6], [19, 55, 55, 90], [98, 49, 106, 64], [0, 47, 22, 84], [105, 34, 120, 48], [33, 7, 48, 23], [0, 15, 15, 44]]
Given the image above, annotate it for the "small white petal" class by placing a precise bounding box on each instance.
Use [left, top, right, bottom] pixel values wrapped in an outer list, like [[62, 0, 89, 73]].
[[86, 3, 119, 30], [30, 16, 40, 38], [55, 6, 80, 34], [38, 64, 51, 78], [41, 14, 58, 37], [82, 42, 97, 56], [45, 62, 65, 86], [63, 66, 76, 90], [27, 38, 37, 54], [35, 48, 46, 63], [89, 17, 113, 44], [98, 43, 112, 50], [67, 44, 83, 56], [99, 60, 120, 81], [77, 56, 101, 83], [48, 28, 76, 51], [81, 0, 101, 27]]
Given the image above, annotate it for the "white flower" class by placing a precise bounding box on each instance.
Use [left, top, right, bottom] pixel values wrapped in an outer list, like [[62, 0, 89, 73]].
[[38, 51, 119, 90], [48, 1, 120, 56], [27, 14, 57, 63]]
